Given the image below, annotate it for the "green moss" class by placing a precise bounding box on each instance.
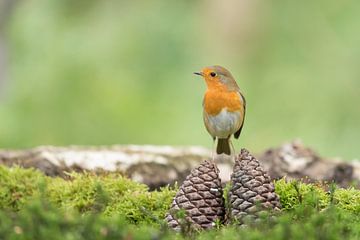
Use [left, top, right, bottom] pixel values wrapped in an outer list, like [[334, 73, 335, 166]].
[[275, 178, 329, 210], [1, 166, 360, 239], [0, 165, 43, 210], [0, 167, 177, 225], [103, 185, 176, 224], [46, 172, 176, 224], [275, 178, 360, 215], [334, 188, 360, 213], [0, 197, 359, 240], [46, 172, 147, 211]]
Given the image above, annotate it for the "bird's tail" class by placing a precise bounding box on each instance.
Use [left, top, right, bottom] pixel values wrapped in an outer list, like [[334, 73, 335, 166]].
[[216, 138, 231, 155]]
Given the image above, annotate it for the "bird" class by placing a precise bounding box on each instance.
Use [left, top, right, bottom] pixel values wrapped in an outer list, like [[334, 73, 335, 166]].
[[194, 65, 246, 156]]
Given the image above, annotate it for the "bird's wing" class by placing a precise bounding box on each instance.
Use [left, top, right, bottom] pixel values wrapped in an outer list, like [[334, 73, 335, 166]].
[[234, 91, 246, 139]]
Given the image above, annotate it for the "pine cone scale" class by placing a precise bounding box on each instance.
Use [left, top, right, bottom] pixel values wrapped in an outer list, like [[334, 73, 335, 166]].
[[228, 148, 282, 223], [167, 148, 281, 229], [166, 160, 225, 230]]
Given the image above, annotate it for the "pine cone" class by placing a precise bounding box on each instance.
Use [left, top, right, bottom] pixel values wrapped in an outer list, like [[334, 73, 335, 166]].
[[228, 148, 281, 223], [166, 160, 225, 230]]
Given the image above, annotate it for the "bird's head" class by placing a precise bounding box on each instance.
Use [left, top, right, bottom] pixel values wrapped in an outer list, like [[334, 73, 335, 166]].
[[194, 65, 238, 91]]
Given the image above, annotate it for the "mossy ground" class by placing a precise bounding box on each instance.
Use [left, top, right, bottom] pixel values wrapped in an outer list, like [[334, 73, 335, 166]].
[[0, 166, 359, 239]]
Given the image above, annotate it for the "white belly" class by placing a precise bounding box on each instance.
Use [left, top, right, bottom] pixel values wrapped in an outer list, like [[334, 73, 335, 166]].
[[204, 109, 241, 138]]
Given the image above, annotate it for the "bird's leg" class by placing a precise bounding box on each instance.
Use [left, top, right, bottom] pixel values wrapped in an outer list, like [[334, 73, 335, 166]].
[[212, 137, 216, 162], [212, 137, 220, 174], [230, 138, 236, 161]]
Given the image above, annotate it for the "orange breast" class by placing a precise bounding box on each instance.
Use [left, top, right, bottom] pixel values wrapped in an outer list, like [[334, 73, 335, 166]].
[[203, 90, 244, 116]]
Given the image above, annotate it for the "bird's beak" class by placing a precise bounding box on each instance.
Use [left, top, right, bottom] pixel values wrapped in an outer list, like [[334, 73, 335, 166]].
[[194, 72, 203, 76]]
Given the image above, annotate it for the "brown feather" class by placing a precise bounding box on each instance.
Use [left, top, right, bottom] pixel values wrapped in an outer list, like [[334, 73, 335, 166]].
[[216, 138, 231, 155], [234, 92, 246, 139]]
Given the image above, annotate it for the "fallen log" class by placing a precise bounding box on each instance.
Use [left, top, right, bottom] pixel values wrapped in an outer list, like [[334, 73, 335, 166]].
[[0, 141, 359, 189], [0, 145, 232, 189], [259, 140, 360, 188]]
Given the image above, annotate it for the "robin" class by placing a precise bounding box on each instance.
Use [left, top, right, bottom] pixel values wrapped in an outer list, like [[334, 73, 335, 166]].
[[194, 65, 246, 156]]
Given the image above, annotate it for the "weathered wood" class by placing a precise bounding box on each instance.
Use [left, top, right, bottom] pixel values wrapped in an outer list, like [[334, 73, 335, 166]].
[[259, 140, 360, 188], [0, 145, 232, 189], [0, 141, 359, 189]]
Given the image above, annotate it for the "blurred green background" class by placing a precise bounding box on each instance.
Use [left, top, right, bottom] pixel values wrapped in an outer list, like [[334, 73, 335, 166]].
[[0, 0, 359, 159]]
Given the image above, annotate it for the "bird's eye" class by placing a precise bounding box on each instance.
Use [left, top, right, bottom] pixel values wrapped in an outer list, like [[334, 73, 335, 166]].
[[210, 72, 217, 77]]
